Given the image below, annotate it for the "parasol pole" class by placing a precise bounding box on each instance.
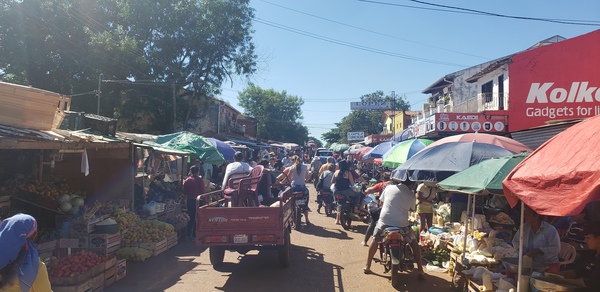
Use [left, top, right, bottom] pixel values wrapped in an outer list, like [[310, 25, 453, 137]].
[[462, 195, 472, 260], [516, 200, 525, 292], [471, 195, 476, 236]]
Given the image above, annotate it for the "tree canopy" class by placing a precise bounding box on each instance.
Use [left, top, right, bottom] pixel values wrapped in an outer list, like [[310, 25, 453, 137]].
[[0, 0, 257, 133], [321, 91, 410, 144], [238, 84, 308, 144]]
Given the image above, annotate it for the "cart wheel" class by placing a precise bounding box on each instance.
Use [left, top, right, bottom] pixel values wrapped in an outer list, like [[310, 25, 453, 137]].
[[278, 229, 291, 267], [340, 208, 352, 230], [209, 246, 225, 267]]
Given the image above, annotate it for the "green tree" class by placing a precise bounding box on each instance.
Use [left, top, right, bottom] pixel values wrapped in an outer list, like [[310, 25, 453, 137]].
[[321, 91, 410, 144], [238, 84, 308, 144], [0, 0, 257, 133]]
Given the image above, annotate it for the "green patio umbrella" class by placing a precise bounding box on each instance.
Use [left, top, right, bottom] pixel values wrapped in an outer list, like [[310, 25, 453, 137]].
[[382, 139, 433, 168], [151, 131, 226, 165], [437, 152, 529, 195], [330, 143, 350, 152]]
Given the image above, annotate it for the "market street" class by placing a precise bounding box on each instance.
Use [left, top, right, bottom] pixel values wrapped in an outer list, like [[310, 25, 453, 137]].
[[106, 183, 454, 292]]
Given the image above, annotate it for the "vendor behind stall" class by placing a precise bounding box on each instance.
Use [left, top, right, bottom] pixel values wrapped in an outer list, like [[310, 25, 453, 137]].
[[545, 222, 600, 291], [512, 206, 561, 272]]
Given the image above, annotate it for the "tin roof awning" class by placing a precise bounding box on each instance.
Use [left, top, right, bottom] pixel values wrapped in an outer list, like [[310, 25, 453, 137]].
[[132, 142, 191, 156]]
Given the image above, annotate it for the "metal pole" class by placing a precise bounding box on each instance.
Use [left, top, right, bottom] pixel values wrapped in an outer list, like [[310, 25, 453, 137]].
[[172, 82, 177, 132], [97, 73, 103, 115], [516, 201, 525, 292], [391, 91, 395, 139]]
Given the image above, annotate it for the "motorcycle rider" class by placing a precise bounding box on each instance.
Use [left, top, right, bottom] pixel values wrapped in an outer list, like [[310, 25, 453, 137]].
[[278, 155, 311, 226], [309, 156, 323, 183], [333, 160, 361, 225], [363, 178, 426, 281], [316, 163, 335, 213]]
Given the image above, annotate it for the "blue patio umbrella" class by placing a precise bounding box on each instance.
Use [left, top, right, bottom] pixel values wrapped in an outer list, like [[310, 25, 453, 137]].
[[361, 141, 398, 161], [205, 137, 236, 162], [391, 141, 514, 182]]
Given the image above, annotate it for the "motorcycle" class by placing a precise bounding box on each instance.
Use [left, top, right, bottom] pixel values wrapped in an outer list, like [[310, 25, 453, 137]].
[[292, 189, 309, 230], [316, 188, 335, 217], [379, 226, 415, 288], [335, 183, 370, 230]]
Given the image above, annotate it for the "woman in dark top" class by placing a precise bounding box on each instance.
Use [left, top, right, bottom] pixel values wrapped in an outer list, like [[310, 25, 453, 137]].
[[333, 160, 357, 225], [546, 222, 600, 291]]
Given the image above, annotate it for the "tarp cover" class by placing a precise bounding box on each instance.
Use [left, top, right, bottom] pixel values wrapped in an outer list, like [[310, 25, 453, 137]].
[[503, 116, 600, 216], [152, 131, 225, 165]]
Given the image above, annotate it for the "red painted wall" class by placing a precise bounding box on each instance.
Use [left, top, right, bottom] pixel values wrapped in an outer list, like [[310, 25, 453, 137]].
[[508, 29, 600, 132]]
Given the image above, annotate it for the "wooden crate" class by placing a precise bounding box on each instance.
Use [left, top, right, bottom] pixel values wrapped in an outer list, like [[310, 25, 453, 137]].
[[116, 260, 126, 281], [139, 238, 168, 256], [91, 273, 104, 292], [104, 263, 116, 288], [0, 81, 67, 130], [89, 233, 120, 248], [89, 240, 120, 255], [104, 257, 117, 271], [71, 220, 97, 236], [167, 234, 178, 249], [53, 279, 92, 292], [50, 270, 92, 286]]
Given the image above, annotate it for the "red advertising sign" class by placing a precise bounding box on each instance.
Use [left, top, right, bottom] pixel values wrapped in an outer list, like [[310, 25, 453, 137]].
[[364, 134, 392, 145], [436, 113, 507, 133], [508, 29, 600, 132]]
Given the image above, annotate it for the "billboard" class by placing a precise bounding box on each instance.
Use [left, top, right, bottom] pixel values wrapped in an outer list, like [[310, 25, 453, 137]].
[[347, 131, 364, 141], [350, 101, 390, 110], [508, 30, 600, 132], [436, 113, 507, 133]]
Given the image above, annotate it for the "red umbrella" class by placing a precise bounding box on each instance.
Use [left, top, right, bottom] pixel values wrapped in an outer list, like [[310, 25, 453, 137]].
[[422, 133, 532, 154], [503, 116, 600, 216], [355, 147, 373, 161]]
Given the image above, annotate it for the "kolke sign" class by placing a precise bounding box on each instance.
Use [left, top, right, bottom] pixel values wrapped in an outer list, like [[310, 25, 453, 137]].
[[350, 101, 390, 110], [347, 132, 365, 141]]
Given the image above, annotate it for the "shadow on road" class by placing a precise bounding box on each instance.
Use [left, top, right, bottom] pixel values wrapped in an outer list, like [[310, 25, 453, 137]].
[[365, 268, 455, 292], [106, 241, 202, 292], [298, 223, 353, 240], [214, 244, 346, 292]]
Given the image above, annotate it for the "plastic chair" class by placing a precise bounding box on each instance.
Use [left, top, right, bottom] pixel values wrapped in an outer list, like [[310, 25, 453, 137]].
[[559, 242, 577, 270], [237, 165, 264, 207]]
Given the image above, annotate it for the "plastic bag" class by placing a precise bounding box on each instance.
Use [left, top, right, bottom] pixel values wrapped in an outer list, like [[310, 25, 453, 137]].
[[143, 201, 157, 215]]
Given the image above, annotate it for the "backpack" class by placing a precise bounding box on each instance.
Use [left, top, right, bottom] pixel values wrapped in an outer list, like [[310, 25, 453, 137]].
[[316, 176, 324, 190]]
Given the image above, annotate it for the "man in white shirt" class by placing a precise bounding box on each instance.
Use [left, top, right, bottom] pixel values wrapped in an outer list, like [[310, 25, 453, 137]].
[[221, 152, 252, 190], [364, 179, 426, 280], [512, 206, 560, 267]]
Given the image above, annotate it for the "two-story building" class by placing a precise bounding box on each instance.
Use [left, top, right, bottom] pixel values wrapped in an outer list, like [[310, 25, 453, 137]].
[[409, 29, 600, 149]]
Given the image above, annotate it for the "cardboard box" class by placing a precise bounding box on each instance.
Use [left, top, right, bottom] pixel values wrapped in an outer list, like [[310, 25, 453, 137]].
[[115, 260, 126, 281]]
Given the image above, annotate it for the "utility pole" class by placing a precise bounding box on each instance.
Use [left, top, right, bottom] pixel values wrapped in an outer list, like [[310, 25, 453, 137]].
[[172, 82, 177, 132], [391, 91, 396, 140], [97, 73, 103, 115]]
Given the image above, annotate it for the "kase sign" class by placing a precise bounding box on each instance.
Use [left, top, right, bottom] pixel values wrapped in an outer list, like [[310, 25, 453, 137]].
[[347, 132, 364, 141]]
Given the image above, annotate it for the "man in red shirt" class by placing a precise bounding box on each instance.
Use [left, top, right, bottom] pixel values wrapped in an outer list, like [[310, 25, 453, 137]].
[[183, 166, 205, 241]]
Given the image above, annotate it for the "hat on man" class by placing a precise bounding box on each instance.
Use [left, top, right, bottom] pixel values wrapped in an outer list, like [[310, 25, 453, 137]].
[[269, 152, 276, 157]]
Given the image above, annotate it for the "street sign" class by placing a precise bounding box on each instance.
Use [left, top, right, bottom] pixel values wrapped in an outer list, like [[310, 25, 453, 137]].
[[347, 132, 364, 141], [350, 101, 390, 110]]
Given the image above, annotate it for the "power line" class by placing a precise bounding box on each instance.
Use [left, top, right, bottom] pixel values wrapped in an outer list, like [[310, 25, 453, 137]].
[[254, 18, 470, 67], [259, 0, 489, 60], [359, 0, 600, 26]]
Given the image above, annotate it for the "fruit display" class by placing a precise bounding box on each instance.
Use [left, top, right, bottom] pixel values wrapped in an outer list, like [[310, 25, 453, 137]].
[[47, 250, 113, 279], [58, 192, 86, 215], [116, 247, 154, 262], [122, 220, 175, 244], [111, 209, 141, 230], [160, 213, 189, 230]]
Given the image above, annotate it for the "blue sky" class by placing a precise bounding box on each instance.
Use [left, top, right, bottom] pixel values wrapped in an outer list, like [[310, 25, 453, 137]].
[[218, 0, 600, 143]]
